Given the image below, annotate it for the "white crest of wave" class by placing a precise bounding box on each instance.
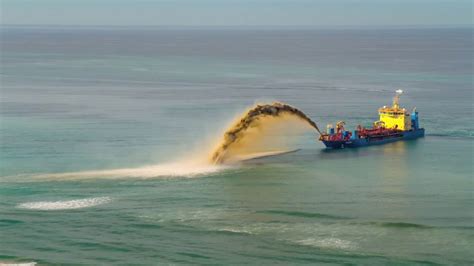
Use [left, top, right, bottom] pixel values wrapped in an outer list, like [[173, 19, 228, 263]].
[[295, 238, 356, 250], [17, 197, 111, 210], [0, 263, 37, 266], [217, 227, 253, 235], [35, 160, 227, 180]]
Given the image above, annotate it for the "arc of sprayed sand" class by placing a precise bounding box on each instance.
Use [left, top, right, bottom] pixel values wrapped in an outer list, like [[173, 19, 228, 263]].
[[211, 102, 322, 164]]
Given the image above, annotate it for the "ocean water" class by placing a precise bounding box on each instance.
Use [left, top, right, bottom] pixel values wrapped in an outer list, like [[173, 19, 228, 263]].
[[0, 27, 473, 265]]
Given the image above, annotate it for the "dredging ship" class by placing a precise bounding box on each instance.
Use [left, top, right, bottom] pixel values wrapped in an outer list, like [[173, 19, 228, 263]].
[[319, 90, 424, 149]]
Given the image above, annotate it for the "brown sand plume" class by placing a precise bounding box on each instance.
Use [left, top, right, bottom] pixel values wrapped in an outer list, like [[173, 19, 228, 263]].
[[210, 102, 322, 164]]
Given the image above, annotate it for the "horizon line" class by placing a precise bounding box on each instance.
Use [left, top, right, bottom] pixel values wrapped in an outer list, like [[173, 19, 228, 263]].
[[1, 24, 472, 30]]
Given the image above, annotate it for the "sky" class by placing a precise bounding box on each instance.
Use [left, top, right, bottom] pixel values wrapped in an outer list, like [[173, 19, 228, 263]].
[[1, 0, 472, 27]]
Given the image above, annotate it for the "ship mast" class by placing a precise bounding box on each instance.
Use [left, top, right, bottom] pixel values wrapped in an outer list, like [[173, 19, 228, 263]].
[[392, 89, 403, 109]]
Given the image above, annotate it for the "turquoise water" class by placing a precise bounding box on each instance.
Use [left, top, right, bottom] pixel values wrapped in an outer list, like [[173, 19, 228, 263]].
[[1, 27, 473, 265]]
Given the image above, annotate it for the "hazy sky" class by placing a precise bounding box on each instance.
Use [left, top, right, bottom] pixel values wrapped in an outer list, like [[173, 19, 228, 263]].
[[1, 0, 472, 27]]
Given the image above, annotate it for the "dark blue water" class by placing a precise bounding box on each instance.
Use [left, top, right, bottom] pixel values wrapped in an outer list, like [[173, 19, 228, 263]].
[[1, 27, 473, 265]]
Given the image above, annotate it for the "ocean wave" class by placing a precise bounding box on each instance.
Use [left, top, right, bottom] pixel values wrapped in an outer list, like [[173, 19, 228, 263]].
[[426, 133, 473, 139], [294, 237, 357, 250], [374, 222, 433, 229], [216, 228, 253, 235], [343, 221, 434, 229], [17, 197, 111, 210], [258, 210, 350, 220], [0, 262, 37, 266]]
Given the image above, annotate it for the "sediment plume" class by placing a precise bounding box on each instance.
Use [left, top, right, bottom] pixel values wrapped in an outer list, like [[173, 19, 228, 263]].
[[210, 102, 322, 164], [23, 102, 321, 180]]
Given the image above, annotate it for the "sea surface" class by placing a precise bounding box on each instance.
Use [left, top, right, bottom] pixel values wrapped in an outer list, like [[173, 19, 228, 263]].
[[0, 26, 473, 265]]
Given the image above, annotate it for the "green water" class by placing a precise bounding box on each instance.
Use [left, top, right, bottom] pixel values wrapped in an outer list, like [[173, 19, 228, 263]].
[[1, 27, 473, 265]]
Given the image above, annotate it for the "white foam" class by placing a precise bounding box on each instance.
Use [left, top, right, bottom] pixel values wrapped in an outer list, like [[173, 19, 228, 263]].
[[217, 228, 253, 234], [17, 197, 111, 210], [295, 238, 356, 250], [0, 263, 37, 266]]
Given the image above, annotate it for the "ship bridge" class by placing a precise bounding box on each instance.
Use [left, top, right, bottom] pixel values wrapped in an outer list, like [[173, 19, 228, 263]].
[[378, 90, 412, 130]]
